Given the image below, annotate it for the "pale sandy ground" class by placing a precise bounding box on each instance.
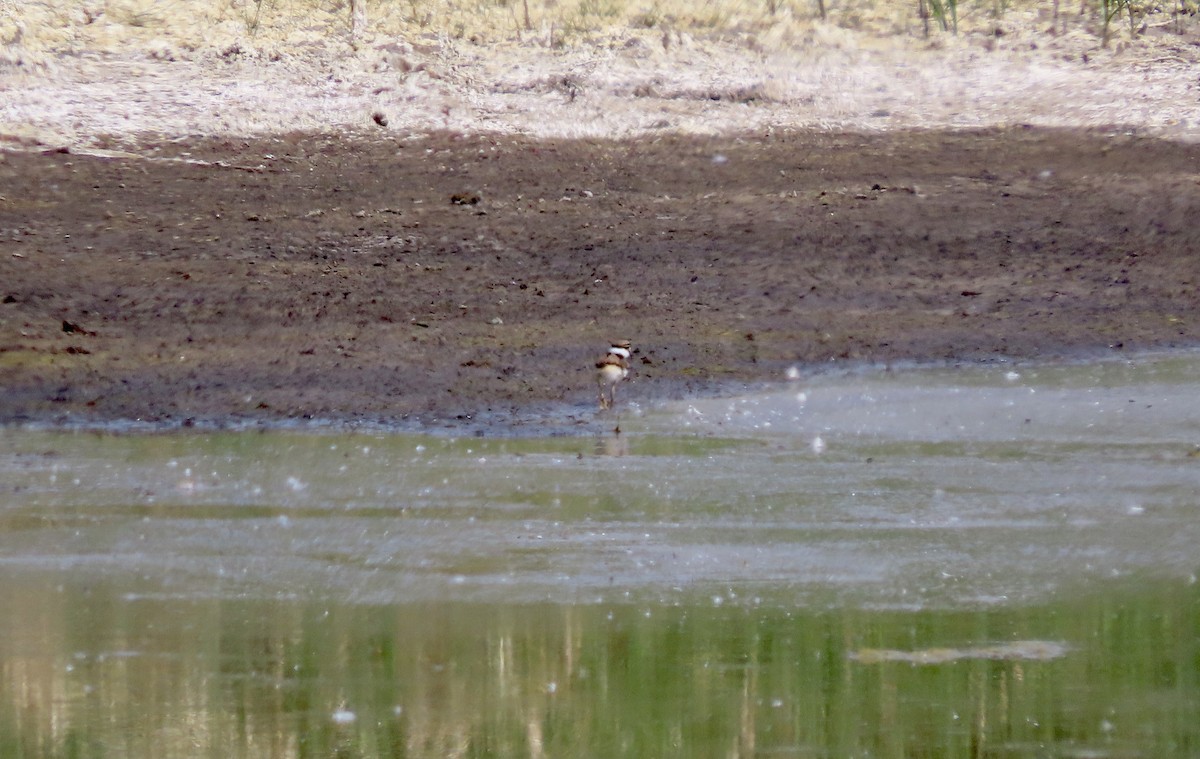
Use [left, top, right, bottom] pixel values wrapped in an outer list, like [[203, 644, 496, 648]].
[[2, 1, 1199, 147]]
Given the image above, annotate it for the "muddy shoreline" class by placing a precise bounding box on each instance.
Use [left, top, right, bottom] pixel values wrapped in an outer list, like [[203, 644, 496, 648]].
[[2, 127, 1199, 434]]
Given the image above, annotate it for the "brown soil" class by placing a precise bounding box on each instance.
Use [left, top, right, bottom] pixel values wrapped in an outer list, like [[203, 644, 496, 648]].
[[2, 126, 1199, 432]]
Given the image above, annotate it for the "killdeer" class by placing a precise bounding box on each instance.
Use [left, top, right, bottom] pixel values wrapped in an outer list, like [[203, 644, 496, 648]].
[[595, 339, 632, 410]]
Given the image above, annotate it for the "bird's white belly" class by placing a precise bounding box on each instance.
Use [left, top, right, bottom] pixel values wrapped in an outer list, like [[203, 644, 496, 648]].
[[597, 364, 627, 385]]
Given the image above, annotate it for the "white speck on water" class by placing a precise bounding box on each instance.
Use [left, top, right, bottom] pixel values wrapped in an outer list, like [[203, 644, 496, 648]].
[[1005, 371, 1021, 382], [414, 444, 426, 453], [546, 681, 558, 694], [331, 709, 356, 725], [785, 366, 801, 380], [811, 436, 827, 454], [286, 477, 305, 492]]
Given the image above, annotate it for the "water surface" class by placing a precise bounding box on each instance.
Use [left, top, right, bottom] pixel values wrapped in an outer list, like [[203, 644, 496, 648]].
[[2, 354, 1198, 757]]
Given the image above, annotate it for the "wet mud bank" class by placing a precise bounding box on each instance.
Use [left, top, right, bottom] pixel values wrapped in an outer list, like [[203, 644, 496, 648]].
[[2, 127, 1199, 432]]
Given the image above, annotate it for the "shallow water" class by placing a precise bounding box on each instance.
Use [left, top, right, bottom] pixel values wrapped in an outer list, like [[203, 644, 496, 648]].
[[1, 354, 1198, 757]]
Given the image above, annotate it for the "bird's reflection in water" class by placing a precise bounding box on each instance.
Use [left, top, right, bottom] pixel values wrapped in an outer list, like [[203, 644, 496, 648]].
[[593, 432, 629, 457]]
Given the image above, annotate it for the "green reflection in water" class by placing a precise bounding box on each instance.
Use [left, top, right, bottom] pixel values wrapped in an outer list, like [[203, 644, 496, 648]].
[[1, 577, 1197, 759]]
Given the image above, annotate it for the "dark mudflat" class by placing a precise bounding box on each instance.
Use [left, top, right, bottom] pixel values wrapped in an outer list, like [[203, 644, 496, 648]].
[[2, 127, 1198, 432]]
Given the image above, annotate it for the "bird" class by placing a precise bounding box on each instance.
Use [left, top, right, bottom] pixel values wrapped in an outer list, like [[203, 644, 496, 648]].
[[595, 339, 632, 410]]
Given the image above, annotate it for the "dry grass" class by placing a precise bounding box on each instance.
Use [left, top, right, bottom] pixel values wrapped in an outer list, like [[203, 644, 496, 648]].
[[1, 0, 1198, 144], [2, 0, 1196, 57]]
